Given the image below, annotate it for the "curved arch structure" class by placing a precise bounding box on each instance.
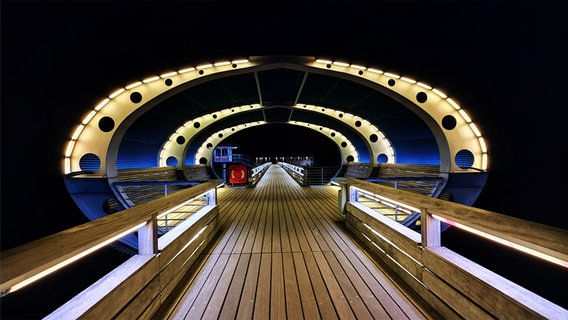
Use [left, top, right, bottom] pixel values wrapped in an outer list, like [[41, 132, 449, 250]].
[[159, 103, 392, 167], [192, 120, 359, 165], [64, 55, 488, 178]]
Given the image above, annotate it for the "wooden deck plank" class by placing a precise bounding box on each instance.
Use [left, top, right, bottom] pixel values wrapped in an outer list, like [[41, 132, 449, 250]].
[[262, 200, 273, 253], [251, 200, 268, 254], [270, 252, 286, 319], [283, 252, 303, 319], [253, 252, 271, 319], [302, 251, 339, 320], [235, 253, 261, 319], [163, 165, 439, 320], [201, 253, 241, 319], [283, 198, 302, 253], [181, 253, 230, 319], [219, 253, 254, 319], [312, 251, 356, 319], [292, 252, 321, 319]]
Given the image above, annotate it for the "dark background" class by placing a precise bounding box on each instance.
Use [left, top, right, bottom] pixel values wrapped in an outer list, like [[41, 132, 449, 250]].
[[2, 1, 567, 318]]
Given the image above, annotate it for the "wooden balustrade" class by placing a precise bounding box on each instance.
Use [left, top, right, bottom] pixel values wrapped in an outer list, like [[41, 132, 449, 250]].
[[0, 180, 223, 319], [339, 178, 568, 319]]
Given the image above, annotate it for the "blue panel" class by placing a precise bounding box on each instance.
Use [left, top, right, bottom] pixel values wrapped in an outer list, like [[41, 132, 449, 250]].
[[393, 137, 440, 165], [117, 139, 160, 169]]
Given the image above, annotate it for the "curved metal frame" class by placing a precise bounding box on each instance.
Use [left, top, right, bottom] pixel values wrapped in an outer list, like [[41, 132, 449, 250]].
[[63, 56, 487, 178]]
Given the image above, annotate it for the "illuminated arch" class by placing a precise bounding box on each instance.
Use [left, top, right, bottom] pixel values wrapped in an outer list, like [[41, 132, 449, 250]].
[[158, 103, 262, 167], [192, 121, 359, 165], [63, 56, 487, 177], [159, 103, 395, 168]]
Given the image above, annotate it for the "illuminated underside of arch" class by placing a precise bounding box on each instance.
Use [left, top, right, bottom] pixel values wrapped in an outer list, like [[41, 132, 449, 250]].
[[63, 56, 488, 177]]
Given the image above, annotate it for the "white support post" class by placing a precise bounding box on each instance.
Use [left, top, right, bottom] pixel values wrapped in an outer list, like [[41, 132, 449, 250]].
[[206, 188, 217, 205], [338, 182, 348, 214], [349, 185, 359, 203], [421, 208, 441, 248], [138, 214, 158, 255]]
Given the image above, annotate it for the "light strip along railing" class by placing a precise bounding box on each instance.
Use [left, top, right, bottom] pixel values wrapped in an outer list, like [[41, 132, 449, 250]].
[[336, 178, 568, 319], [1, 180, 223, 319], [278, 162, 306, 186]]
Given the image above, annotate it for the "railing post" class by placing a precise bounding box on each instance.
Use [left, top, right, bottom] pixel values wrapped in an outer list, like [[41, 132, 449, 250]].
[[138, 214, 158, 255], [338, 182, 348, 214], [421, 208, 441, 248], [206, 188, 217, 205]]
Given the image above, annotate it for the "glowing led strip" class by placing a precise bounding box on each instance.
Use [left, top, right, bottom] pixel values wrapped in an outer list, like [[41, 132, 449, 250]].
[[5, 222, 145, 295], [432, 215, 568, 268]]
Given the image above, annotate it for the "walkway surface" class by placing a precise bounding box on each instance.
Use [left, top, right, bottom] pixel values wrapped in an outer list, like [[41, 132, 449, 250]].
[[162, 165, 439, 319]]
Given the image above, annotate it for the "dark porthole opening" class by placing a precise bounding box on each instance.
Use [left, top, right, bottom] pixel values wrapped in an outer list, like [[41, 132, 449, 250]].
[[176, 136, 185, 144], [388, 79, 396, 86], [442, 115, 457, 130], [416, 92, 428, 103], [164, 78, 173, 86], [130, 92, 142, 103], [98, 116, 115, 132], [369, 134, 378, 143]]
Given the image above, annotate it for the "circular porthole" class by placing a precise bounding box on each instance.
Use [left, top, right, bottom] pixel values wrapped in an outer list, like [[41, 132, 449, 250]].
[[130, 92, 142, 103], [442, 115, 457, 130], [455, 149, 474, 168], [79, 153, 101, 171], [98, 116, 115, 132]]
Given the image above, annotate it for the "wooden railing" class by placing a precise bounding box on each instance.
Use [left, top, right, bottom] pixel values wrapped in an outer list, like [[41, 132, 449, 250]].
[[279, 162, 306, 186], [249, 162, 271, 187], [0, 180, 223, 319], [336, 178, 568, 319]]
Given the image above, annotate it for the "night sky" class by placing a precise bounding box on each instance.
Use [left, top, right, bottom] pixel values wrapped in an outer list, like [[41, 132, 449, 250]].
[[2, 1, 568, 318]]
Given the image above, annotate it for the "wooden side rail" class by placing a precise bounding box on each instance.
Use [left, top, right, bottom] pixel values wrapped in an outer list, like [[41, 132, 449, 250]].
[[249, 162, 271, 186], [341, 178, 568, 319], [116, 166, 179, 181], [115, 166, 181, 207], [183, 164, 213, 182], [363, 163, 443, 197], [340, 162, 373, 178], [0, 180, 223, 319], [278, 162, 306, 186]]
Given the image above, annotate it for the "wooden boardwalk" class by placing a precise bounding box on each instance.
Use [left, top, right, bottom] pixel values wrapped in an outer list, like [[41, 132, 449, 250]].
[[160, 165, 440, 319]]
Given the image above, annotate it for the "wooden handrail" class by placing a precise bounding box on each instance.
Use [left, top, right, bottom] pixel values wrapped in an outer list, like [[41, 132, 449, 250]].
[[0, 180, 223, 296], [345, 178, 568, 266]]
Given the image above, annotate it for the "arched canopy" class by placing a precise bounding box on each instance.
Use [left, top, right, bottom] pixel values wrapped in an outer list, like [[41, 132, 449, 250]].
[[64, 55, 488, 177]]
